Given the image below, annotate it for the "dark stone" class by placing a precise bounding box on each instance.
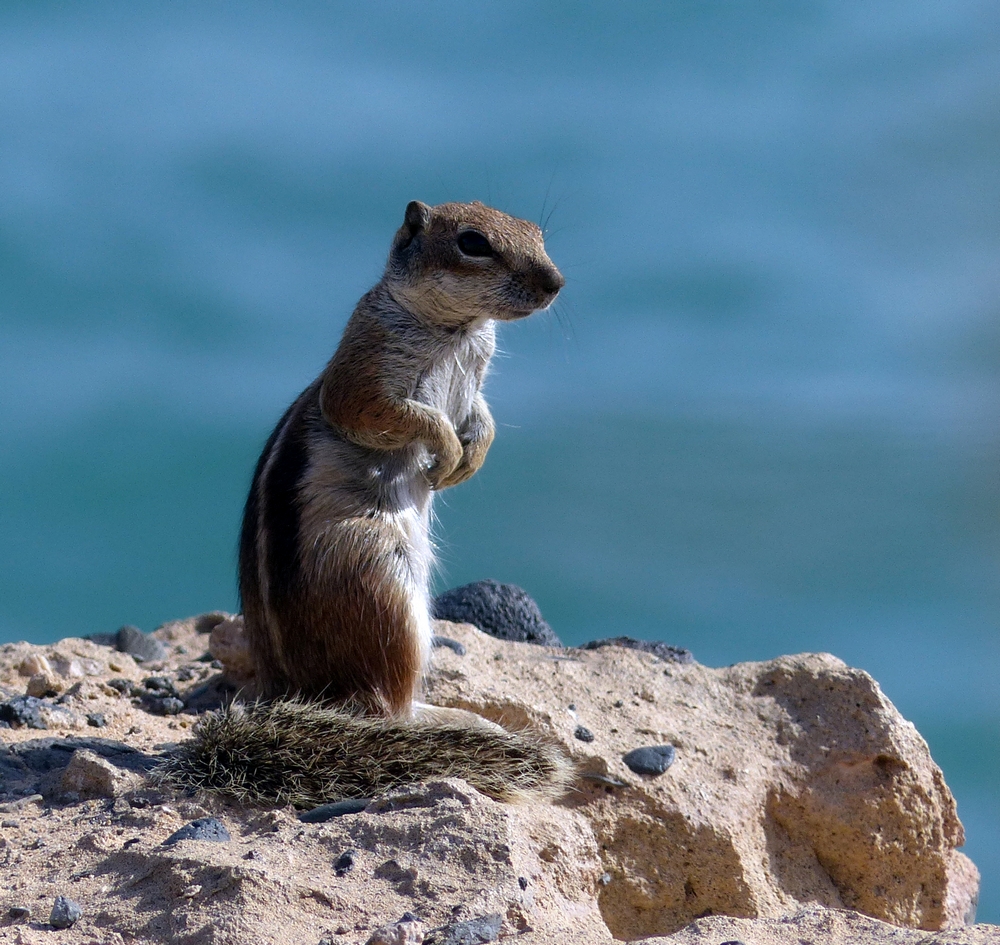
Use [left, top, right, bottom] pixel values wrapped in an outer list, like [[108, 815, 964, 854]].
[[432, 581, 561, 646], [517, 876, 528, 890], [432, 636, 467, 656], [106, 678, 135, 695], [333, 849, 356, 876], [2, 738, 159, 800], [622, 745, 676, 776], [182, 675, 237, 713], [434, 913, 503, 945], [580, 636, 693, 664], [49, 895, 82, 929], [86, 713, 107, 728], [115, 625, 167, 663], [144, 696, 184, 716], [142, 676, 178, 696], [299, 799, 370, 823], [574, 725, 595, 743], [164, 816, 231, 845], [0, 696, 46, 729], [8, 906, 30, 920]]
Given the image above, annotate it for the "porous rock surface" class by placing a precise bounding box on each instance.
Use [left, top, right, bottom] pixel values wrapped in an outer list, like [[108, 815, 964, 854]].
[[0, 615, 992, 944]]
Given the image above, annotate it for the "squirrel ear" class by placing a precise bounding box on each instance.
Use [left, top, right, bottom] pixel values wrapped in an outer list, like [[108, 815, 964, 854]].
[[403, 201, 431, 237]]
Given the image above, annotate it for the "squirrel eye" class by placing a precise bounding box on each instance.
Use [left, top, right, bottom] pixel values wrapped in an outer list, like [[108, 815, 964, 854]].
[[457, 230, 493, 258]]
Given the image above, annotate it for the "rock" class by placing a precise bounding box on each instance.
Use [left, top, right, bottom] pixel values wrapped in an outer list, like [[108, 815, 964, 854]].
[[432, 581, 562, 646], [142, 676, 179, 696], [49, 895, 82, 929], [60, 748, 142, 798], [25, 672, 62, 698], [366, 913, 425, 945], [8, 905, 30, 920], [622, 745, 676, 776], [426, 624, 982, 938], [143, 695, 185, 716], [0, 613, 995, 945], [581, 635, 694, 664], [299, 799, 370, 822], [208, 614, 257, 687], [0, 695, 47, 729], [432, 636, 467, 656], [432, 914, 503, 945], [574, 725, 596, 743], [155, 611, 232, 640], [16, 654, 53, 678], [334, 849, 357, 875], [649, 905, 996, 943], [163, 817, 232, 845], [114, 625, 168, 663]]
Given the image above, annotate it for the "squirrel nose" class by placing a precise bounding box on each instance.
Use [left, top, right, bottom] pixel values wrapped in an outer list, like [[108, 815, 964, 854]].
[[536, 266, 565, 297]]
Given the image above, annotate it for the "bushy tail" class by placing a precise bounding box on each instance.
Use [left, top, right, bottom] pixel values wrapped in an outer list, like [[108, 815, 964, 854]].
[[154, 700, 574, 808]]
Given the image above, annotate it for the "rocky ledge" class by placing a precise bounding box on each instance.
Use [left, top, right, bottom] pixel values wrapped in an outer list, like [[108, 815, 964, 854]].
[[0, 613, 994, 945]]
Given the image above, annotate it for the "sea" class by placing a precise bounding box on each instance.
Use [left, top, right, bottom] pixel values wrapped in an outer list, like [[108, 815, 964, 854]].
[[1, 1, 997, 921]]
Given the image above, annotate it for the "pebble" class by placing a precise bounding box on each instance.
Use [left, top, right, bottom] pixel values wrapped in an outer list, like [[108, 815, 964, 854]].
[[16, 654, 52, 678], [334, 849, 357, 875], [115, 625, 168, 663], [25, 672, 62, 698], [0, 795, 43, 813], [432, 580, 562, 646], [163, 817, 231, 845], [86, 713, 107, 728], [298, 799, 370, 822], [0, 695, 47, 729], [143, 676, 179, 696], [144, 696, 185, 716], [431, 636, 467, 656], [574, 725, 595, 743], [622, 745, 676, 776], [434, 913, 503, 945], [8, 906, 30, 920], [580, 636, 694, 664], [365, 913, 424, 945], [106, 678, 135, 695], [49, 895, 82, 929]]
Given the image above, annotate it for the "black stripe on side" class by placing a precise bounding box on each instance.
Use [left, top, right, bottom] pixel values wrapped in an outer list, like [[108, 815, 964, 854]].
[[259, 403, 311, 610], [238, 398, 301, 611]]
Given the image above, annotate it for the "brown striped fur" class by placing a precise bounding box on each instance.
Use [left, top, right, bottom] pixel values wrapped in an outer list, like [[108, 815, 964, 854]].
[[239, 201, 563, 717]]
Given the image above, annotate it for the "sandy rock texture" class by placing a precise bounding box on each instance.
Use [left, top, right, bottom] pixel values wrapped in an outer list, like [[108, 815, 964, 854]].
[[0, 614, 994, 945]]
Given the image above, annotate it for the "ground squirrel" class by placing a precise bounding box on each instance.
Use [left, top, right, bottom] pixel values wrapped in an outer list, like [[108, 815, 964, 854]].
[[160, 202, 569, 805], [239, 199, 563, 712]]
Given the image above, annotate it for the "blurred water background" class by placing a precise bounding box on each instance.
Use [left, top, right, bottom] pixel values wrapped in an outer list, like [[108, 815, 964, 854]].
[[1, 1, 997, 921]]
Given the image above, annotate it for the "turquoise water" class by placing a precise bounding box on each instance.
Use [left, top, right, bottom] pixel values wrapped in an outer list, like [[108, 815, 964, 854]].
[[1, 2, 997, 921]]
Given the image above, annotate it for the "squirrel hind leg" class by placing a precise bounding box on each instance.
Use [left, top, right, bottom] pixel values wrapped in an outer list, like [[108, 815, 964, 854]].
[[276, 519, 430, 716]]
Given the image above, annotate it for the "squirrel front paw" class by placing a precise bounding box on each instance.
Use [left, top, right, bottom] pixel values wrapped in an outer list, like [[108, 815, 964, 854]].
[[436, 437, 490, 489], [424, 429, 464, 490]]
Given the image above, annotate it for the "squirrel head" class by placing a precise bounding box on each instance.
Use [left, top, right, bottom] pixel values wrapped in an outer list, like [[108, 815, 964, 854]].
[[385, 200, 564, 327]]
